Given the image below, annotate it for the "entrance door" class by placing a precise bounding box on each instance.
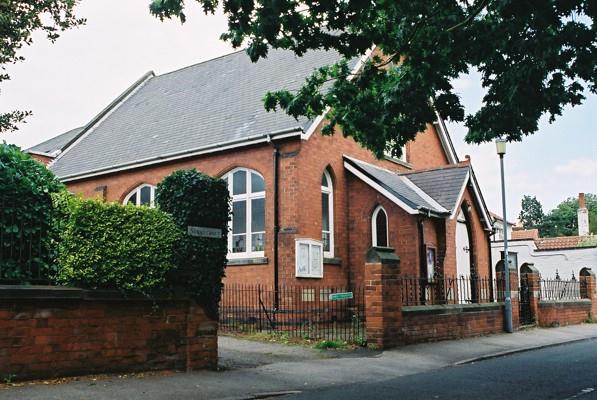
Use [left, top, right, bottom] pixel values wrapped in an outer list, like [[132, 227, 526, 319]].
[[456, 210, 471, 278]]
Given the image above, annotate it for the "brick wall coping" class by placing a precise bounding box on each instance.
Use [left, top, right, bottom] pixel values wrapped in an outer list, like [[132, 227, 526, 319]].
[[0, 285, 190, 301], [402, 303, 502, 316], [538, 299, 592, 308]]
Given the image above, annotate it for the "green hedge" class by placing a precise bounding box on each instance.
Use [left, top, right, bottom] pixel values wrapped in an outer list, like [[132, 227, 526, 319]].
[[156, 169, 230, 318], [0, 143, 64, 283], [56, 196, 183, 294]]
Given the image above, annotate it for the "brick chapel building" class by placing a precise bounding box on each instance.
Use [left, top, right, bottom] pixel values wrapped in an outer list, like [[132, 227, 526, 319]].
[[27, 48, 494, 289]]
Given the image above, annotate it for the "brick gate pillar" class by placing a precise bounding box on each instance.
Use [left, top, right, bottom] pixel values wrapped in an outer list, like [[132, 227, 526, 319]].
[[364, 247, 401, 348], [580, 267, 597, 318], [496, 259, 520, 331], [521, 262, 540, 326]]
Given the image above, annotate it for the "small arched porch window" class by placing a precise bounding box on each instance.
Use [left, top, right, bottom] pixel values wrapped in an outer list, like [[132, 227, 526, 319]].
[[372, 205, 389, 247]]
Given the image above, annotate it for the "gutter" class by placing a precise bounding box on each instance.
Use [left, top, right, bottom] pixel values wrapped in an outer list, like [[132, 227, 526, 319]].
[[57, 128, 303, 182]]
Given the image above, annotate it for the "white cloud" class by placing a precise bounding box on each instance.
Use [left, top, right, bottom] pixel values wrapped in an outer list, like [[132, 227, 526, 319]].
[[555, 159, 597, 178]]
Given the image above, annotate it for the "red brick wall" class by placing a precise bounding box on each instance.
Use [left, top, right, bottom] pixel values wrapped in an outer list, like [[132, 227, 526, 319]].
[[0, 288, 217, 380], [400, 304, 504, 344], [537, 300, 592, 327], [29, 153, 53, 165]]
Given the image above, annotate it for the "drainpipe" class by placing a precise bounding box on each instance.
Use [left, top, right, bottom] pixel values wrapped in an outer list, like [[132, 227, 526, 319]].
[[272, 142, 280, 311]]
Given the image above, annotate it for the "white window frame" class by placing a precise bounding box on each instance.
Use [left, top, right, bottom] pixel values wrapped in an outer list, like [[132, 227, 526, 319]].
[[295, 239, 324, 278], [224, 167, 266, 259], [321, 170, 334, 258], [372, 205, 389, 247], [384, 141, 407, 163], [123, 184, 156, 207]]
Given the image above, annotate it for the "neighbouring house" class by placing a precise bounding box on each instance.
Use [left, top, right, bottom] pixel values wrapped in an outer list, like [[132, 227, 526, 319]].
[[491, 193, 597, 279], [489, 212, 515, 242], [27, 48, 494, 291]]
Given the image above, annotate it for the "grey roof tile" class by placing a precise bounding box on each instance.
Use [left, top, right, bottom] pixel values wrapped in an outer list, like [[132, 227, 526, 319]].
[[27, 127, 83, 155], [404, 166, 470, 213], [344, 156, 448, 214], [48, 48, 356, 179]]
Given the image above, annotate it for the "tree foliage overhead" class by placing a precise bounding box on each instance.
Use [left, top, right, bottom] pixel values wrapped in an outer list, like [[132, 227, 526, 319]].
[[149, 0, 596, 157], [0, 0, 84, 133], [519, 195, 545, 230]]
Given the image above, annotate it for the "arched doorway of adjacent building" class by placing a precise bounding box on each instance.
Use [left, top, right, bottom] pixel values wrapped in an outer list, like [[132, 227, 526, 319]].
[[455, 203, 475, 302]]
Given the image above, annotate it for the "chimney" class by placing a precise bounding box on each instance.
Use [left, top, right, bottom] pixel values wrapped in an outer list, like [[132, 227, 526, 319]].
[[578, 192, 589, 236]]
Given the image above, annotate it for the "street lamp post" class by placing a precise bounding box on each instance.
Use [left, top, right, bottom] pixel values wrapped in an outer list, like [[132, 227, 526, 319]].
[[496, 138, 513, 333]]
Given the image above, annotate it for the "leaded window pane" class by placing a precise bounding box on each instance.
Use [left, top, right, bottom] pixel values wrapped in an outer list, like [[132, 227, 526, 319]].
[[140, 186, 151, 205], [233, 170, 247, 195], [251, 173, 264, 193], [232, 201, 246, 234]]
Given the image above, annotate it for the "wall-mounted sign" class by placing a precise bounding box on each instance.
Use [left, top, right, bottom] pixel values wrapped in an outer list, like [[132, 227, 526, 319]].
[[187, 226, 222, 238], [329, 292, 353, 301]]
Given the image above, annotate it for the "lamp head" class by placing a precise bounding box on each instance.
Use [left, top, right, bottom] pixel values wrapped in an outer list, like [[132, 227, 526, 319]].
[[495, 138, 507, 156]]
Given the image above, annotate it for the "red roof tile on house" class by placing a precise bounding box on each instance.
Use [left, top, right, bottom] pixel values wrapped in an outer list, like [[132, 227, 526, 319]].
[[511, 229, 539, 240], [534, 236, 597, 251]]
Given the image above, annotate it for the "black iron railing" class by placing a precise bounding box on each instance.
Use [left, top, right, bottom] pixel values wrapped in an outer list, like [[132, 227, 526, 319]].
[[400, 275, 498, 306], [219, 284, 366, 342], [0, 207, 51, 284], [540, 278, 581, 301]]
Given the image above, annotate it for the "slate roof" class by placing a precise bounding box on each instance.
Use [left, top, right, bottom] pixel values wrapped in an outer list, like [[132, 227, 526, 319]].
[[27, 127, 83, 155], [343, 156, 450, 216], [534, 236, 597, 251], [43, 48, 357, 179], [404, 166, 470, 214]]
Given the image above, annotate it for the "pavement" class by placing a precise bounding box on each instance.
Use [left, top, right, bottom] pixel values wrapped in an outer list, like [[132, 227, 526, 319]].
[[2, 324, 597, 400]]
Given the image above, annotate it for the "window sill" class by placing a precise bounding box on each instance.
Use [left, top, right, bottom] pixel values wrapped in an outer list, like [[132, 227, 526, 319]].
[[227, 257, 269, 266], [323, 257, 342, 266], [384, 156, 413, 169]]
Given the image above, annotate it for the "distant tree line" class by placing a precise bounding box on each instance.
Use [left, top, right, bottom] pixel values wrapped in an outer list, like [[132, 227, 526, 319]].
[[519, 194, 597, 238]]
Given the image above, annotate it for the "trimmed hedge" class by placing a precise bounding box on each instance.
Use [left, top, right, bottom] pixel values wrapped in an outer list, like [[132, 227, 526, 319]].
[[0, 143, 64, 283], [56, 196, 183, 294], [156, 169, 230, 318]]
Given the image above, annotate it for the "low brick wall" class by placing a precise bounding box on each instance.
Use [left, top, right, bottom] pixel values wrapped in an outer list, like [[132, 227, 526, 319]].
[[0, 286, 217, 380], [537, 300, 592, 327], [400, 303, 504, 344]]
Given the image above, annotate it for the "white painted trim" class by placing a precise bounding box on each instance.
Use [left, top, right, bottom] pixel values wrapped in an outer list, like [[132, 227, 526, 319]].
[[302, 47, 375, 141], [295, 239, 324, 279], [50, 73, 155, 167], [26, 150, 54, 158], [470, 172, 492, 231], [344, 161, 419, 215], [449, 170, 471, 219], [321, 170, 334, 258], [433, 110, 459, 164], [371, 205, 389, 247], [400, 176, 448, 213], [58, 131, 302, 183]]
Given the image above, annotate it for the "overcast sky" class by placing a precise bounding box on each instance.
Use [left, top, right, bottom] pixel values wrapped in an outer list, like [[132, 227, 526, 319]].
[[1, 0, 595, 220]]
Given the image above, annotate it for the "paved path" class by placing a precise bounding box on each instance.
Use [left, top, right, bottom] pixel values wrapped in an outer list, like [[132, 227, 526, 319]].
[[2, 325, 597, 400]]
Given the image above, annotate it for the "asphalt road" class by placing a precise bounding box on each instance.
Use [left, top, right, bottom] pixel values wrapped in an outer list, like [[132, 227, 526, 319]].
[[286, 339, 597, 400]]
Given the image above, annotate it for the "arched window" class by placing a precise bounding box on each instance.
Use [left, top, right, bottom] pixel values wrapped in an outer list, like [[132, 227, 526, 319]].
[[223, 168, 265, 258], [123, 184, 156, 207], [372, 205, 389, 247], [321, 170, 334, 257]]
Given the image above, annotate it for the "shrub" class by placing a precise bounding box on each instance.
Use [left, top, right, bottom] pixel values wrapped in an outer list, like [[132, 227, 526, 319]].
[[156, 169, 230, 318], [56, 196, 182, 294], [0, 143, 64, 283]]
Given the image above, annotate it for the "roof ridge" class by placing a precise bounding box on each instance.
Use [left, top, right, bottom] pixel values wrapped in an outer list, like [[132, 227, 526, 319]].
[[155, 48, 248, 78]]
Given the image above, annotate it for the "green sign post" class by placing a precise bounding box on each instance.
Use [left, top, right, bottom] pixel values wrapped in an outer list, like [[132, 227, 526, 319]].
[[329, 292, 353, 301]]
